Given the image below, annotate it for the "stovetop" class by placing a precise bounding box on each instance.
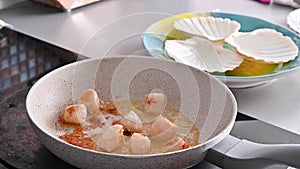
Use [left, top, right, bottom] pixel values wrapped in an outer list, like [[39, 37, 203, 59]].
[[1, 89, 300, 169]]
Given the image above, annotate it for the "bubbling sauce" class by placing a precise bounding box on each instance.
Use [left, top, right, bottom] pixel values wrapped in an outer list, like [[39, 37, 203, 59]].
[[59, 100, 200, 155]]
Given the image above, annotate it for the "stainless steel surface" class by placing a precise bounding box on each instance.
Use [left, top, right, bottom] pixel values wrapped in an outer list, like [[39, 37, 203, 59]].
[[0, 0, 25, 10], [205, 135, 240, 168], [202, 120, 300, 169], [192, 161, 221, 169], [0, 0, 294, 58], [231, 120, 300, 144], [231, 72, 300, 135]]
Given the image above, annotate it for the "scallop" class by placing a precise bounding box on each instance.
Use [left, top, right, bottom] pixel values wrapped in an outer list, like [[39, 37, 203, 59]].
[[130, 133, 151, 154], [163, 137, 185, 153], [173, 16, 241, 41], [78, 89, 101, 114], [144, 93, 165, 114], [225, 28, 298, 63], [150, 115, 178, 142], [120, 111, 143, 132], [95, 124, 124, 152], [165, 37, 244, 73], [62, 104, 87, 124]]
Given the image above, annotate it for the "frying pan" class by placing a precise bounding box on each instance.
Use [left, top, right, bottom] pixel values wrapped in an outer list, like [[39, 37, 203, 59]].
[[26, 56, 300, 169]]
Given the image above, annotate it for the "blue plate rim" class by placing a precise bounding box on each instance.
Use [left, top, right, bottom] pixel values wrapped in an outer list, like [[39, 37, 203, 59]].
[[142, 12, 300, 81]]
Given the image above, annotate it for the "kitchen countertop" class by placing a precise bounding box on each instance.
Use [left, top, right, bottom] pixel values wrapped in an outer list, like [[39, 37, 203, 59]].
[[0, 0, 294, 58], [0, 1, 300, 168]]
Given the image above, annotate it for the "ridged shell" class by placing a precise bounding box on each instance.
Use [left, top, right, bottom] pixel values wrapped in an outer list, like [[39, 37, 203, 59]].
[[225, 28, 298, 63], [173, 16, 241, 41], [165, 37, 244, 73], [287, 8, 300, 34]]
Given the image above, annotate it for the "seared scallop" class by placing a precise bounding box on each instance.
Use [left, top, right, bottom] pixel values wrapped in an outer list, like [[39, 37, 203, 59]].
[[78, 89, 101, 114], [95, 124, 124, 152], [62, 104, 87, 124], [163, 137, 185, 153], [150, 115, 178, 141], [130, 133, 151, 154], [144, 93, 165, 114], [120, 111, 143, 132]]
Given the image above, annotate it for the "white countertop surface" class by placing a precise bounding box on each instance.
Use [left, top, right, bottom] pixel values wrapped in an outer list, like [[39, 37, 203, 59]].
[[232, 71, 300, 136], [1, 0, 300, 136], [0, 0, 295, 57]]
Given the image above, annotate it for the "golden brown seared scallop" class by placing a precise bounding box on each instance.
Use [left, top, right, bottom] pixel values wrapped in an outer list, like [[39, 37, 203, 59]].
[[62, 104, 87, 124]]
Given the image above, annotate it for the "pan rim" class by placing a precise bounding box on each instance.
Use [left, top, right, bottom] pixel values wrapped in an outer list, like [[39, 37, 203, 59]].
[[26, 55, 237, 158]]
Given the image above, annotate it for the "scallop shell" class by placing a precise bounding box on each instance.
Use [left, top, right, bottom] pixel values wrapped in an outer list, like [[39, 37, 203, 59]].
[[225, 28, 298, 63], [173, 16, 241, 41], [287, 8, 300, 34], [165, 37, 244, 73]]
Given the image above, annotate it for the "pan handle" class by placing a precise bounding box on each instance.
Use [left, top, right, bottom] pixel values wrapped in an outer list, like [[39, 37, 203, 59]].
[[223, 137, 300, 169], [206, 135, 300, 169]]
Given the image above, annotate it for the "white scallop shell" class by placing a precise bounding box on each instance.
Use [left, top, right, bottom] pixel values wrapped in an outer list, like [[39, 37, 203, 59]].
[[173, 16, 241, 41], [165, 37, 244, 73], [225, 28, 298, 63], [287, 8, 300, 34]]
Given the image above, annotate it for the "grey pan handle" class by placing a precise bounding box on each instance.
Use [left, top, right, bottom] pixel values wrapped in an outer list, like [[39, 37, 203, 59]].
[[206, 135, 300, 169]]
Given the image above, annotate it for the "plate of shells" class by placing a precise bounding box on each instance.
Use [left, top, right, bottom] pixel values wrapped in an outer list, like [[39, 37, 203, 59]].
[[142, 12, 300, 88]]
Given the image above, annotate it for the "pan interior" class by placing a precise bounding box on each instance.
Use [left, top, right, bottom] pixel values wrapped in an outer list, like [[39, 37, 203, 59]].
[[26, 56, 236, 151]]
